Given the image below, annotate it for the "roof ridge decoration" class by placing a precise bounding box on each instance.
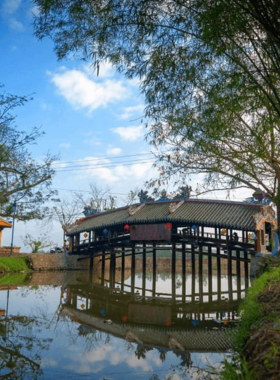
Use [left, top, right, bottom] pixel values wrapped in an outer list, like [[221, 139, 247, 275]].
[[169, 200, 184, 214], [83, 206, 100, 216], [138, 190, 155, 203], [128, 203, 145, 216], [172, 185, 192, 201]]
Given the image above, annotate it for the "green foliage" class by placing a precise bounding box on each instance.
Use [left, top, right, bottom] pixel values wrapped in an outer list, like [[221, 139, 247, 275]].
[[0, 257, 31, 273], [234, 267, 279, 351], [264, 341, 279, 371], [0, 271, 31, 285], [21, 233, 54, 253], [218, 357, 255, 380], [33, 0, 280, 225], [216, 264, 280, 378], [0, 85, 58, 220]]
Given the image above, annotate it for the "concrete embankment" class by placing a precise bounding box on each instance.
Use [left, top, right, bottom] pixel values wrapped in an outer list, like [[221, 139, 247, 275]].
[[0, 252, 90, 271], [0, 251, 251, 275]]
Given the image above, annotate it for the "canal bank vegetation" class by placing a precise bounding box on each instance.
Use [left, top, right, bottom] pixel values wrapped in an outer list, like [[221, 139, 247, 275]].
[[0, 271, 32, 286], [218, 255, 280, 379], [0, 257, 32, 274]]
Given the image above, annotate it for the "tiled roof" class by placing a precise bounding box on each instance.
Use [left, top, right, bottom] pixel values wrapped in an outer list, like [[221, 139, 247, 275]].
[[68, 199, 263, 235], [0, 217, 12, 228], [64, 306, 233, 351]]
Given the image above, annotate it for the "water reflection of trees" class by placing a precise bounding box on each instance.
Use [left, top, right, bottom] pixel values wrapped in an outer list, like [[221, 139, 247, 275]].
[[0, 315, 50, 379], [0, 274, 239, 379]]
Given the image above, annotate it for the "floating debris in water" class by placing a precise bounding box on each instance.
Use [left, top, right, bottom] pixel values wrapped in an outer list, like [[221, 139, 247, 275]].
[[103, 319, 113, 324]]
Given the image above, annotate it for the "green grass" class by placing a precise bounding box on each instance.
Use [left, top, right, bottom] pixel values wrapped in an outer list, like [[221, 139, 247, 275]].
[[0, 272, 32, 285], [0, 257, 32, 273], [215, 263, 280, 379], [235, 265, 280, 351]]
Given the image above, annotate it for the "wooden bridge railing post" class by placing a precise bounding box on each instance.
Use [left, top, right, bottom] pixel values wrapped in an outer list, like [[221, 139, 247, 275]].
[[152, 244, 156, 297], [109, 248, 116, 289], [217, 246, 221, 300], [143, 243, 146, 272], [182, 242, 186, 301], [172, 242, 176, 302], [191, 243, 196, 301], [89, 231, 94, 271], [236, 250, 241, 277], [199, 244, 203, 275], [199, 245, 203, 296], [121, 246, 125, 291], [131, 244, 136, 296], [227, 249, 232, 277], [244, 250, 249, 287], [142, 243, 146, 297], [208, 246, 212, 300]]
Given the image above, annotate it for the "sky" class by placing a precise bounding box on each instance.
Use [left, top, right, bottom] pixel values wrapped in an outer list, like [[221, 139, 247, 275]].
[[0, 0, 161, 250], [0, 0, 252, 252]]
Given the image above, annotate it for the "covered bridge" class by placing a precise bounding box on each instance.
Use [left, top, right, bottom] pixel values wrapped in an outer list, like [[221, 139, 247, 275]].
[[67, 198, 277, 257]]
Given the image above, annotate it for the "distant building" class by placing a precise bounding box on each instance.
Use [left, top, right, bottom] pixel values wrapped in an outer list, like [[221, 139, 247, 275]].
[[0, 217, 12, 248]]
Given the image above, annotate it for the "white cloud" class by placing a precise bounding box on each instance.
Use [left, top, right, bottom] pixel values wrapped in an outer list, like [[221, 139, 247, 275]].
[[29, 5, 40, 17], [84, 61, 116, 78], [71, 155, 157, 189], [112, 125, 144, 141], [2, 0, 21, 15], [39, 100, 52, 111], [59, 142, 71, 149], [106, 147, 122, 155], [52, 160, 68, 169], [130, 162, 155, 179], [83, 138, 102, 147], [8, 18, 23, 30], [50, 69, 129, 112], [119, 105, 145, 120], [1, 0, 24, 31], [73, 157, 119, 183]]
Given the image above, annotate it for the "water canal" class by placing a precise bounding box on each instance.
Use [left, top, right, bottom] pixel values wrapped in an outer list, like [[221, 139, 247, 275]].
[[0, 257, 250, 379]]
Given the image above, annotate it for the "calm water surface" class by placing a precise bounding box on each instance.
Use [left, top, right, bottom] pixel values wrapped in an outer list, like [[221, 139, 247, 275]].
[[0, 269, 248, 379]]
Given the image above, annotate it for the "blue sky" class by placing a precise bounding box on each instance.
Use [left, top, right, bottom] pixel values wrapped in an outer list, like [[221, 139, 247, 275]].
[[1, 0, 162, 249], [1, 0, 252, 251]]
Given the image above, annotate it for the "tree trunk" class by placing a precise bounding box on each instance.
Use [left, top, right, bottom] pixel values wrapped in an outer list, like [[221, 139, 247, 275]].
[[275, 182, 280, 234]]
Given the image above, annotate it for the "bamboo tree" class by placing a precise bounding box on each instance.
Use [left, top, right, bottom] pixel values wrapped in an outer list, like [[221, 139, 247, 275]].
[[33, 0, 280, 226]]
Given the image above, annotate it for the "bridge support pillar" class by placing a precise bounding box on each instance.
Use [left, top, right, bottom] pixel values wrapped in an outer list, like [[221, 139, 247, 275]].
[[152, 244, 156, 297]]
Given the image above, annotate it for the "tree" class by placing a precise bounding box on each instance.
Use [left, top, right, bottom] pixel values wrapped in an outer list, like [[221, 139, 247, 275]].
[[46, 196, 83, 245], [33, 1, 280, 225], [44, 184, 118, 245], [0, 86, 58, 220], [74, 183, 117, 212], [122, 188, 140, 206], [21, 232, 54, 253]]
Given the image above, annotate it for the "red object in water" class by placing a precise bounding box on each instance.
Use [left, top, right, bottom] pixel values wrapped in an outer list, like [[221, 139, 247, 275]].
[[124, 224, 130, 231], [165, 223, 172, 229], [122, 316, 128, 322], [165, 318, 172, 327]]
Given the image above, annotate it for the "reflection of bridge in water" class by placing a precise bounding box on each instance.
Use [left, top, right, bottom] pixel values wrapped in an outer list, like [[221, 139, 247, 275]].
[[61, 265, 249, 353], [65, 197, 274, 355]]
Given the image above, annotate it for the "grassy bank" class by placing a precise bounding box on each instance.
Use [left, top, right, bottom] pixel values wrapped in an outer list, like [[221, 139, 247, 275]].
[[0, 272, 32, 286], [0, 257, 32, 273], [218, 257, 280, 379]]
